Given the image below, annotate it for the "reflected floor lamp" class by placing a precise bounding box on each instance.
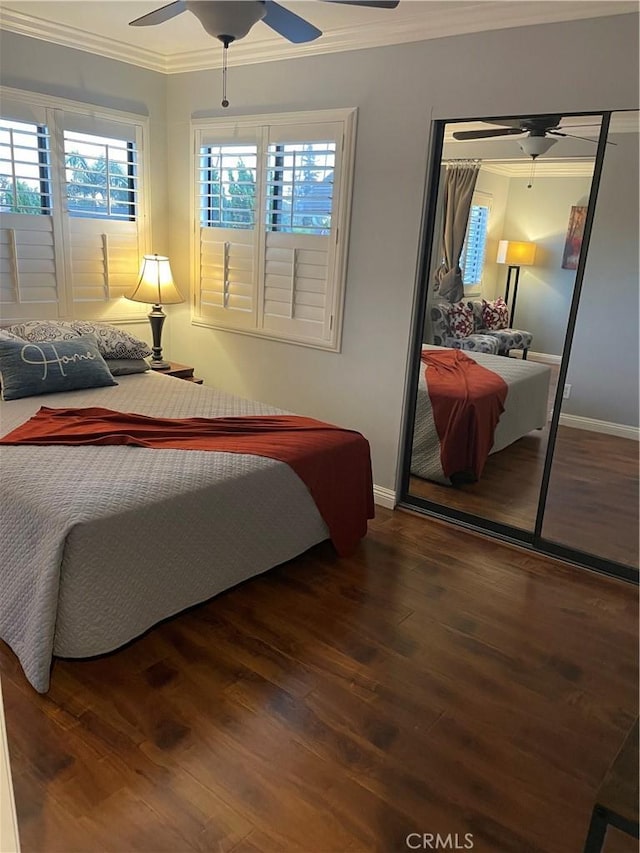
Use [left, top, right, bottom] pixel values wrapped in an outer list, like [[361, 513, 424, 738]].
[[496, 240, 537, 326], [127, 254, 184, 369]]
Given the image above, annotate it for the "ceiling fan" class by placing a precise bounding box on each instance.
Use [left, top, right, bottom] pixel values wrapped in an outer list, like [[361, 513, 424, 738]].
[[130, 0, 399, 106], [452, 115, 604, 159], [129, 0, 400, 46]]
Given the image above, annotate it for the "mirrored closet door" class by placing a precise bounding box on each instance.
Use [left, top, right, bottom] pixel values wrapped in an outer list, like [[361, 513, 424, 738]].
[[539, 112, 639, 571], [399, 110, 639, 582]]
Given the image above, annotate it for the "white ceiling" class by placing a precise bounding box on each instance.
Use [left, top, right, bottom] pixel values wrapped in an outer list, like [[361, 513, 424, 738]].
[[0, 0, 637, 73]]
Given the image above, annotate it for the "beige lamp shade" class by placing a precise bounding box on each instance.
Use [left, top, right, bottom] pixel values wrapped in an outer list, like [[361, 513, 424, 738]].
[[127, 254, 184, 306], [496, 240, 537, 267]]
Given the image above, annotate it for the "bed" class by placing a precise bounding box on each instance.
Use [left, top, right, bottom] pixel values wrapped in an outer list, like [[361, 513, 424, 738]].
[[0, 368, 373, 693], [411, 344, 551, 485]]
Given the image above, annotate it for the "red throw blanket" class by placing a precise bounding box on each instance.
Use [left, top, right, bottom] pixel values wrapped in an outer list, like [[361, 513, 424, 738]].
[[420, 349, 508, 482], [0, 407, 375, 557]]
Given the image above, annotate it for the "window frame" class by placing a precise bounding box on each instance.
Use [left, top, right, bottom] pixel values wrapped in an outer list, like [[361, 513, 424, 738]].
[[190, 108, 357, 352], [0, 86, 151, 324]]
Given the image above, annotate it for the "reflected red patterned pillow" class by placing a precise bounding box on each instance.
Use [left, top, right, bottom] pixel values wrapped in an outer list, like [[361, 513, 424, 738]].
[[482, 297, 509, 330], [448, 301, 474, 338]]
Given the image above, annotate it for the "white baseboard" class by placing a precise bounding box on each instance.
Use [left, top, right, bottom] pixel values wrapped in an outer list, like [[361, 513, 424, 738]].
[[559, 413, 640, 440], [530, 351, 562, 365], [373, 485, 397, 509]]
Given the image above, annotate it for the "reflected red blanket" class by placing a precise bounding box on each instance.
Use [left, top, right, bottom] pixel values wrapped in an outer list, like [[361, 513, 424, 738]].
[[420, 349, 508, 481], [0, 406, 375, 557]]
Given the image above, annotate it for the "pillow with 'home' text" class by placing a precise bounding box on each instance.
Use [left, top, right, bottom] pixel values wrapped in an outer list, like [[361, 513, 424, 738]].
[[0, 334, 117, 401]]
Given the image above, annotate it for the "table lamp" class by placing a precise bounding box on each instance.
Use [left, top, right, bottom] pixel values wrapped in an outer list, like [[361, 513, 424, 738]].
[[127, 254, 184, 369]]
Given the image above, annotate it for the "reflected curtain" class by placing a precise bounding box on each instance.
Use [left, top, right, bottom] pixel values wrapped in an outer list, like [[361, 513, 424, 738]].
[[433, 162, 480, 303]]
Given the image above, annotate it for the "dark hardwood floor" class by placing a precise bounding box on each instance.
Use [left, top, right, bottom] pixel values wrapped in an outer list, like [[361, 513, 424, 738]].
[[1, 509, 638, 853]]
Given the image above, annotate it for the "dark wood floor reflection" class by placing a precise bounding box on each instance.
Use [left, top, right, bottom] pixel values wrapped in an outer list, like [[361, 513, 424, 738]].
[[409, 357, 558, 531], [2, 508, 638, 853], [409, 360, 638, 568], [410, 425, 638, 568], [543, 428, 639, 568]]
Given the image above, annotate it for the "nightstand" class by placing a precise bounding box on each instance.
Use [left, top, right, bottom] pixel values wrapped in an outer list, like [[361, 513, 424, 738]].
[[156, 362, 203, 385]]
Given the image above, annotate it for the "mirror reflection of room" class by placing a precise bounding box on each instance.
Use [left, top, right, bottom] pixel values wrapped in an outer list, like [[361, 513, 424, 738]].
[[541, 112, 639, 569], [409, 114, 602, 532]]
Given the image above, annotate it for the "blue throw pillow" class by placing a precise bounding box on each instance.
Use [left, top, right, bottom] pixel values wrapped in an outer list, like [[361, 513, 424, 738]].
[[0, 334, 117, 401]]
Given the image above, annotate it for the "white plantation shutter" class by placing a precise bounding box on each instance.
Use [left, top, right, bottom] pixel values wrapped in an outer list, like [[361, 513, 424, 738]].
[[195, 133, 259, 330], [198, 228, 256, 329], [0, 213, 62, 319], [62, 114, 148, 321], [192, 109, 356, 351], [0, 106, 63, 319], [262, 232, 332, 343], [0, 87, 149, 324], [260, 123, 340, 344], [67, 218, 143, 320]]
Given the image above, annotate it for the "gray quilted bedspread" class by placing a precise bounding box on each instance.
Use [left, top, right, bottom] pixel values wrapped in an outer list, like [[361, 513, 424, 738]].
[[0, 373, 328, 692]]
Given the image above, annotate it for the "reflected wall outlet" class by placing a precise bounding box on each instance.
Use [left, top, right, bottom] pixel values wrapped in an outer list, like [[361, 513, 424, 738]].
[[563, 384, 572, 399]]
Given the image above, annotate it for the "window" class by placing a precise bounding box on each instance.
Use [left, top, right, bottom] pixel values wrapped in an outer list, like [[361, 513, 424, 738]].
[[266, 142, 335, 235], [64, 130, 137, 221], [460, 192, 491, 290], [199, 144, 257, 229], [193, 109, 357, 351], [0, 87, 149, 323], [0, 118, 51, 215]]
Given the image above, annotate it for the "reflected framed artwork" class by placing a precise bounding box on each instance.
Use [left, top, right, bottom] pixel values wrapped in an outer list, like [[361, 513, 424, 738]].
[[562, 205, 587, 270]]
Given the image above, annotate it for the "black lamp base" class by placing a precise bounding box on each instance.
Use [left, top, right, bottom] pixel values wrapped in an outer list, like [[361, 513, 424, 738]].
[[505, 265, 522, 327], [148, 304, 169, 369]]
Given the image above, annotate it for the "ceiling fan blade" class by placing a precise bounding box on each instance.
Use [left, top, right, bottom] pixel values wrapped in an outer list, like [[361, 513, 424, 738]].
[[129, 1, 187, 27], [262, 1, 322, 43], [453, 127, 524, 141], [321, 1, 400, 8], [548, 130, 616, 145]]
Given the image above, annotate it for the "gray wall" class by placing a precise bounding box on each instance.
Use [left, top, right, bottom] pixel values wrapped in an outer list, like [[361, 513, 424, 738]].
[[502, 174, 593, 356], [0, 12, 638, 488], [564, 127, 639, 426], [164, 13, 639, 489]]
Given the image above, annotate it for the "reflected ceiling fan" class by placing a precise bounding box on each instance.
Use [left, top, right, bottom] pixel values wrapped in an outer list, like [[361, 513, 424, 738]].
[[452, 115, 605, 159], [130, 0, 399, 106]]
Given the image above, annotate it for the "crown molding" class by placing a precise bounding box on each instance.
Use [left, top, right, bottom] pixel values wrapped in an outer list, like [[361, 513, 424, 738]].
[[0, 8, 170, 73], [481, 159, 595, 177], [1, 3, 637, 74]]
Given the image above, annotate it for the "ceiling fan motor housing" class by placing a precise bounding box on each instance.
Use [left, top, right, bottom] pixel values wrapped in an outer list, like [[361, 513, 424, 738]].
[[518, 135, 557, 158], [186, 0, 267, 41]]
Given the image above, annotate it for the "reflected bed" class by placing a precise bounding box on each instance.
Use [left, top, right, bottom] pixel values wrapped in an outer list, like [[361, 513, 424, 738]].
[[412, 345, 551, 485]]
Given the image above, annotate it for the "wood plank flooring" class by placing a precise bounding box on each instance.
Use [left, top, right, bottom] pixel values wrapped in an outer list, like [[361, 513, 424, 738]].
[[1, 509, 638, 853]]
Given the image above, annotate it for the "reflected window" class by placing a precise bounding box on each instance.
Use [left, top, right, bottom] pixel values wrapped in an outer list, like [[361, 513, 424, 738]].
[[460, 191, 491, 290]]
